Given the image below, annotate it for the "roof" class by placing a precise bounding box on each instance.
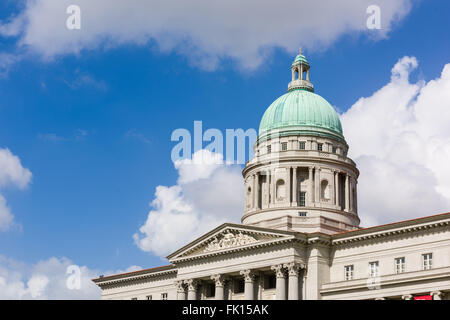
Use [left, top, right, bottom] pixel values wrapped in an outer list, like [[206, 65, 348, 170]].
[[258, 89, 344, 142], [92, 264, 176, 283]]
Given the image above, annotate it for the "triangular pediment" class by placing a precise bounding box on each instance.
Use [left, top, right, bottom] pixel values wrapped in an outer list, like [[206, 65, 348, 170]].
[[167, 223, 299, 262]]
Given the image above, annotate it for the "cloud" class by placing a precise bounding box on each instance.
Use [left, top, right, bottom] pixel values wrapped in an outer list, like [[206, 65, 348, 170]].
[[125, 129, 152, 145], [38, 129, 89, 143], [0, 53, 19, 77], [133, 149, 244, 256], [0, 0, 412, 70], [0, 254, 142, 299], [341, 56, 450, 226], [0, 148, 32, 231]]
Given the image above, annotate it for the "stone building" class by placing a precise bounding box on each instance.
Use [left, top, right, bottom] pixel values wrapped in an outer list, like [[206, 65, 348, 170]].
[[93, 51, 450, 300]]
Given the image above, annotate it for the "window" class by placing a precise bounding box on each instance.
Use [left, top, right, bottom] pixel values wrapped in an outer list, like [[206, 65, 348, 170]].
[[344, 265, 354, 280], [281, 142, 287, 151], [204, 283, 215, 298], [234, 279, 245, 294], [369, 261, 379, 278], [161, 293, 168, 300], [263, 274, 276, 289], [131, 297, 137, 300], [146, 295, 152, 300], [299, 192, 306, 207], [317, 143, 323, 151], [332, 146, 337, 153], [298, 212, 307, 217], [395, 257, 405, 274], [299, 141, 306, 150], [267, 145, 271, 154], [423, 253, 432, 270]]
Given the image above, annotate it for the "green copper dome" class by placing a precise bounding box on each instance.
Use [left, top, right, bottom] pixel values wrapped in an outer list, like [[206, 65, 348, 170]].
[[259, 88, 344, 142]]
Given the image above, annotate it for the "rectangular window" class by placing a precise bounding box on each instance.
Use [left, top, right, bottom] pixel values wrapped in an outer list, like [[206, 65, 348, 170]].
[[298, 212, 307, 217], [344, 265, 354, 280], [423, 253, 432, 270], [299, 192, 306, 207], [369, 261, 379, 278], [267, 145, 271, 154], [234, 279, 245, 294], [332, 146, 337, 153], [317, 143, 323, 151], [146, 295, 152, 300], [299, 141, 306, 150], [205, 283, 215, 298], [161, 293, 168, 300], [395, 257, 405, 274], [281, 142, 287, 151], [263, 274, 276, 289]]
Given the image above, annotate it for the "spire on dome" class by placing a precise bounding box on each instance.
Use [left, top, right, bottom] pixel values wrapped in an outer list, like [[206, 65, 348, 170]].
[[288, 49, 314, 92]]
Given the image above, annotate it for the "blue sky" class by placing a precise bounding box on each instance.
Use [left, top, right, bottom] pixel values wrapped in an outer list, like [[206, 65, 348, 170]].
[[0, 0, 449, 298]]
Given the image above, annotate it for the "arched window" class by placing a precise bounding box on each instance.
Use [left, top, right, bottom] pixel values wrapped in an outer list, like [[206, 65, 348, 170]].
[[321, 180, 330, 200], [276, 179, 286, 200]]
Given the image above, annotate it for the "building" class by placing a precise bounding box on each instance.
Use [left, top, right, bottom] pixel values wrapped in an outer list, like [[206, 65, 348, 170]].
[[92, 51, 450, 300]]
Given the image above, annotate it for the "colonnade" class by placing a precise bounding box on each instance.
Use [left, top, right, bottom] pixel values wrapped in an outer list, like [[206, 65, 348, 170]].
[[175, 263, 305, 300], [249, 166, 355, 212]]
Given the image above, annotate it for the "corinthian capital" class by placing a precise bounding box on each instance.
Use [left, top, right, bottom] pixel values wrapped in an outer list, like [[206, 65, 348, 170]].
[[186, 279, 200, 291], [271, 264, 286, 278], [239, 269, 256, 282], [284, 262, 300, 276], [211, 274, 228, 287]]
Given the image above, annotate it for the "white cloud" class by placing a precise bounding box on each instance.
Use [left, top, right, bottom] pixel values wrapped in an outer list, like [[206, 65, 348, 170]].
[[0, 148, 32, 231], [341, 56, 450, 226], [134, 149, 243, 256], [0, 254, 141, 299], [0, 53, 19, 77], [1, 0, 412, 70]]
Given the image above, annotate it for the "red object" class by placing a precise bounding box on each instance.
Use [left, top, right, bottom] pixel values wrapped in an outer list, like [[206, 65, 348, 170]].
[[414, 295, 432, 300]]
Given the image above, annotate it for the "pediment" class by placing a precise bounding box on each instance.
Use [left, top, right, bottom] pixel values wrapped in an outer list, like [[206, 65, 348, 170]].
[[167, 223, 298, 262]]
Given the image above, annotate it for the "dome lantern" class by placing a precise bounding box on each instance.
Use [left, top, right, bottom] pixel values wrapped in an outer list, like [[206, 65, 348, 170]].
[[288, 48, 314, 92]]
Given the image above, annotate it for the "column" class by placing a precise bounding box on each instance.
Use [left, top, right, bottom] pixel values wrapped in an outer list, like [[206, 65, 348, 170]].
[[431, 291, 442, 300], [292, 68, 295, 81], [211, 274, 227, 300], [300, 65, 303, 80], [240, 270, 256, 300], [285, 263, 300, 300], [266, 170, 271, 208], [345, 174, 350, 212], [308, 166, 313, 206], [253, 173, 258, 209], [314, 167, 320, 204], [187, 279, 200, 300], [271, 264, 286, 300], [176, 281, 186, 300], [331, 171, 336, 205], [335, 171, 340, 208], [402, 294, 413, 300], [349, 176, 353, 212], [287, 167, 291, 204], [292, 167, 297, 206]]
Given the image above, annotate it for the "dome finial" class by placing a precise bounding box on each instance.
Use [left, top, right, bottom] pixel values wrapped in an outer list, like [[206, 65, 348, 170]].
[[288, 48, 313, 92]]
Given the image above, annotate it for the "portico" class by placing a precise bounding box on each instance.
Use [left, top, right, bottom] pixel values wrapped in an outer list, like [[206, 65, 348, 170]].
[[176, 262, 305, 300]]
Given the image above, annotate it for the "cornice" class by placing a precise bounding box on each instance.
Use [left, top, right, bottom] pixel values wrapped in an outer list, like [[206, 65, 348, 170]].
[[332, 213, 450, 245]]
